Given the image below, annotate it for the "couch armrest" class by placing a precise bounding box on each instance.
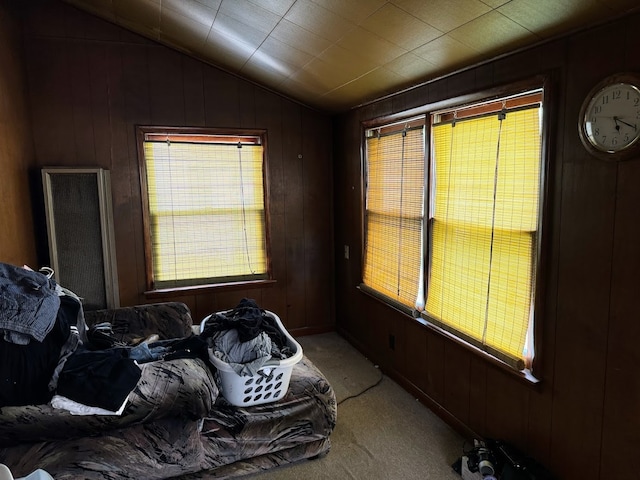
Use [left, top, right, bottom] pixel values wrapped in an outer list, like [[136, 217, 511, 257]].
[[0, 357, 218, 447], [84, 302, 193, 343]]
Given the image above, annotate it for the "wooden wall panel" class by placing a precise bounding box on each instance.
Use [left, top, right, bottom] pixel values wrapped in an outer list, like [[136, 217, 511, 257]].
[[601, 160, 640, 479], [599, 25, 640, 478], [148, 48, 185, 126], [255, 91, 287, 319], [67, 42, 95, 166], [239, 82, 257, 128], [0, 3, 37, 267], [425, 331, 445, 406], [484, 369, 529, 445], [203, 69, 241, 128], [302, 109, 334, 331], [442, 343, 470, 426], [467, 359, 487, 438], [404, 320, 428, 394], [182, 57, 206, 127], [26, 42, 75, 167], [280, 100, 306, 328], [548, 19, 625, 480], [333, 10, 640, 480], [20, 0, 334, 333], [119, 45, 152, 306]]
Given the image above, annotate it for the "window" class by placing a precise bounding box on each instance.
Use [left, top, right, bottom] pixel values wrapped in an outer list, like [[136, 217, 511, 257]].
[[362, 86, 545, 374], [363, 118, 426, 311], [137, 127, 270, 291]]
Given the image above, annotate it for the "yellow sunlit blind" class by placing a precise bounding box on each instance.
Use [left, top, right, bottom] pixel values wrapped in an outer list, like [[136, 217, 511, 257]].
[[143, 138, 267, 288], [363, 123, 425, 310], [426, 106, 541, 369]]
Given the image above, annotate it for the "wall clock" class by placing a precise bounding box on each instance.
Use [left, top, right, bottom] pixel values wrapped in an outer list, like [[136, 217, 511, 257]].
[[578, 73, 640, 161]]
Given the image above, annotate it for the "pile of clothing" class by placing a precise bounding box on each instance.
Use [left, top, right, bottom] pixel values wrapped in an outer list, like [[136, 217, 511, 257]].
[[200, 298, 294, 376], [0, 262, 85, 408], [0, 262, 191, 413]]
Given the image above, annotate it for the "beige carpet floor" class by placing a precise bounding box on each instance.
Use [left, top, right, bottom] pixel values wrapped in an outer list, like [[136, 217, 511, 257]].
[[247, 332, 464, 480]]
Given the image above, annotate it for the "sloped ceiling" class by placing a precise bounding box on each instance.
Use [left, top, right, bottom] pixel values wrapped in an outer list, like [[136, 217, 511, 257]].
[[62, 0, 638, 113]]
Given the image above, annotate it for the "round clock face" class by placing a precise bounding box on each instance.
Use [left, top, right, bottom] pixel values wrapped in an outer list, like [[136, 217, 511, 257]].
[[582, 80, 640, 154]]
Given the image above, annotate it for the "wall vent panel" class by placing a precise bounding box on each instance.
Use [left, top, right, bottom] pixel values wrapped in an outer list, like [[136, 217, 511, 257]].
[[42, 168, 119, 310]]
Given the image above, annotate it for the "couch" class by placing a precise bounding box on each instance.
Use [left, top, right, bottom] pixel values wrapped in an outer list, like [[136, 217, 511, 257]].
[[0, 302, 337, 479]]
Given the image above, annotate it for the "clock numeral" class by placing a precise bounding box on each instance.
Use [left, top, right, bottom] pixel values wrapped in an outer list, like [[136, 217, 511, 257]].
[[594, 127, 600, 136], [635, 97, 640, 107], [611, 136, 618, 146], [613, 90, 621, 100], [602, 95, 609, 105], [594, 105, 602, 114]]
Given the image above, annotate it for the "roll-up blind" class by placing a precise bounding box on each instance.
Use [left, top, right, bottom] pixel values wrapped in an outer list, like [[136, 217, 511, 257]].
[[142, 133, 267, 288], [363, 121, 425, 310], [426, 105, 541, 369]]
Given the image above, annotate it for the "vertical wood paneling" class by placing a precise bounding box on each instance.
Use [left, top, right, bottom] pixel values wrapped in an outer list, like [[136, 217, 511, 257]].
[[103, 43, 132, 302], [203, 69, 240, 127], [425, 331, 445, 405], [484, 369, 529, 443], [281, 101, 306, 328], [182, 57, 205, 127], [68, 42, 95, 166], [549, 157, 616, 479], [599, 23, 640, 478], [26, 40, 75, 166], [239, 82, 256, 128], [404, 321, 428, 392], [88, 45, 114, 169], [302, 109, 333, 329], [120, 45, 151, 305], [548, 20, 624, 479], [442, 343, 470, 425], [600, 160, 640, 479], [467, 359, 487, 437], [0, 3, 37, 267], [256, 91, 288, 319], [493, 47, 541, 86], [148, 47, 184, 126]]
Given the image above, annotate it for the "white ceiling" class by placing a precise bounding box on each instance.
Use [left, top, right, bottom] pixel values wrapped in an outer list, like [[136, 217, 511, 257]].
[[62, 0, 639, 113]]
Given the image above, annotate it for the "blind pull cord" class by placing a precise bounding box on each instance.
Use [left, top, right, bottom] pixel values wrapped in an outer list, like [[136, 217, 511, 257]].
[[482, 111, 505, 345], [237, 147, 256, 274], [165, 138, 179, 280], [396, 130, 407, 298]]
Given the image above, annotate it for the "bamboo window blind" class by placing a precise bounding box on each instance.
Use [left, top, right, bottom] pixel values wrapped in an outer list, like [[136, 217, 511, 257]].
[[141, 132, 268, 289], [363, 120, 425, 311], [426, 102, 542, 369], [362, 89, 543, 371]]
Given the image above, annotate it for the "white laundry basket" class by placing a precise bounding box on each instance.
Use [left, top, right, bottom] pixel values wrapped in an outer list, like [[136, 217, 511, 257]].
[[201, 310, 303, 407]]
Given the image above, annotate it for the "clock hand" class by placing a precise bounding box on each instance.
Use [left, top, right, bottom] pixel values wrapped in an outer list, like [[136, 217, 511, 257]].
[[618, 118, 637, 130], [613, 116, 621, 133]]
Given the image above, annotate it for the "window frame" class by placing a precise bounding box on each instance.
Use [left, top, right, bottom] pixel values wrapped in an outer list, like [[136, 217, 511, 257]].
[[136, 125, 274, 295], [360, 75, 552, 383]]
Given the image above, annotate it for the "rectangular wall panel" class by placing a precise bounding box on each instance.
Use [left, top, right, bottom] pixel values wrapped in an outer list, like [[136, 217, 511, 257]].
[[42, 167, 119, 310]]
